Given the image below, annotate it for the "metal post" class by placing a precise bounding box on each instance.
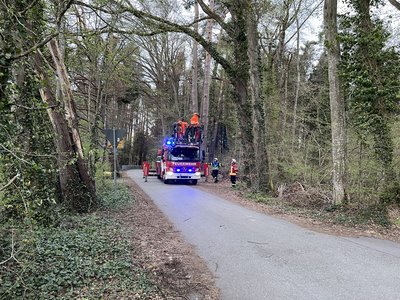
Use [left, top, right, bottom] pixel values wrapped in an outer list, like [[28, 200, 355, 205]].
[[113, 127, 116, 185]]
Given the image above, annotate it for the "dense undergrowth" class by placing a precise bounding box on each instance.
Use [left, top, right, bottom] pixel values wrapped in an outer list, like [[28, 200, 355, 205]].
[[245, 183, 400, 228], [0, 181, 156, 300]]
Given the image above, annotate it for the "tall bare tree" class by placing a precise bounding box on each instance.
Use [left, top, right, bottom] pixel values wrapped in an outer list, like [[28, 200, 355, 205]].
[[324, 0, 347, 204], [201, 0, 214, 161], [191, 1, 199, 114]]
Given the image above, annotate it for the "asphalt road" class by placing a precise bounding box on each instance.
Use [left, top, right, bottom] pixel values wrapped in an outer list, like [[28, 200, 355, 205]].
[[127, 170, 400, 300]]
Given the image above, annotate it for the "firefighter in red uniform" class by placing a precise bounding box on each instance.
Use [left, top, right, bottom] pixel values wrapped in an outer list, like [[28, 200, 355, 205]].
[[143, 161, 150, 182], [229, 159, 238, 187]]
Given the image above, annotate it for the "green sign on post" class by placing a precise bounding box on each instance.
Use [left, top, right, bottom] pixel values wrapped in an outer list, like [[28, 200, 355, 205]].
[[104, 128, 126, 184]]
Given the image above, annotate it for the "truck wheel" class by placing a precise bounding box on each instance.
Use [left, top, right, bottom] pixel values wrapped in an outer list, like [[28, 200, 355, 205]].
[[191, 179, 198, 185], [163, 178, 169, 184]]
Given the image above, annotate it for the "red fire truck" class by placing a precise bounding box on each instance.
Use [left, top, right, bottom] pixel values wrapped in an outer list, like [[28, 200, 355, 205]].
[[156, 136, 202, 185]]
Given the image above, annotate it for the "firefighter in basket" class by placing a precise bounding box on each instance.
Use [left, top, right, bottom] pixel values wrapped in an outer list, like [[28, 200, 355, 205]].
[[175, 117, 188, 141], [186, 113, 202, 142]]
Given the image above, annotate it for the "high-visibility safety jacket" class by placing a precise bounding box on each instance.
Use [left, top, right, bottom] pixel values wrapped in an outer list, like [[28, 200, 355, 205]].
[[190, 114, 199, 125], [177, 120, 188, 135], [229, 163, 238, 176], [211, 161, 220, 170]]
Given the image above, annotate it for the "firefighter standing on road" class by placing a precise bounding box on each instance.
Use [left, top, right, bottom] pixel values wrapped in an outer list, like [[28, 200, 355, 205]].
[[211, 158, 221, 183], [229, 159, 238, 187]]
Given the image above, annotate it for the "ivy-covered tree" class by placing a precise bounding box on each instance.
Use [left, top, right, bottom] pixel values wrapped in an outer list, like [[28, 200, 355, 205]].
[[340, 0, 400, 201], [1, 0, 99, 218], [0, 0, 59, 222]]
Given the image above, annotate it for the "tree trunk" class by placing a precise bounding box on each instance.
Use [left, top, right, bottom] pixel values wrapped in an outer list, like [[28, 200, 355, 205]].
[[48, 39, 97, 207], [201, 0, 214, 161], [209, 77, 225, 162], [33, 52, 96, 212], [276, 0, 292, 135], [246, 4, 270, 191], [191, 1, 199, 114], [356, 0, 395, 179], [324, 0, 347, 204], [292, 17, 301, 145], [233, 78, 256, 186]]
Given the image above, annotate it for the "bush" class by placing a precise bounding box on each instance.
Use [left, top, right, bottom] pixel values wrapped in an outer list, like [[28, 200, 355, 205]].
[[380, 183, 400, 206]]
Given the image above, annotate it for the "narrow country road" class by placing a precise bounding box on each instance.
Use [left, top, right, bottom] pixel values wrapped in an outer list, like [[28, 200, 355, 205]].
[[126, 170, 400, 300]]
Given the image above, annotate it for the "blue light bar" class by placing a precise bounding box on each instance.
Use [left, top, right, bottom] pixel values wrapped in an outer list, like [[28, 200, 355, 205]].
[[176, 168, 181, 172], [165, 137, 176, 146], [188, 169, 192, 173]]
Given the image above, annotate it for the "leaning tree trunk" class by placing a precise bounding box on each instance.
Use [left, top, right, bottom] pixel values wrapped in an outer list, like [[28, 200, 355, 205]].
[[34, 52, 96, 212], [48, 39, 97, 207], [324, 0, 347, 204]]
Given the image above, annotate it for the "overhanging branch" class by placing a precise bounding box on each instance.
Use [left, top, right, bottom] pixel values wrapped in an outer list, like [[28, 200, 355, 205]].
[[197, 0, 233, 35], [11, 32, 59, 60], [72, 0, 235, 77], [388, 0, 400, 10], [0, 174, 20, 192]]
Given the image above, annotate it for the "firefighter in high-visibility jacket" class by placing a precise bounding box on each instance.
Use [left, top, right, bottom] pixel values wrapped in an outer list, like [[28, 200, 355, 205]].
[[187, 113, 200, 142], [211, 158, 221, 183], [229, 159, 238, 187], [176, 118, 188, 141]]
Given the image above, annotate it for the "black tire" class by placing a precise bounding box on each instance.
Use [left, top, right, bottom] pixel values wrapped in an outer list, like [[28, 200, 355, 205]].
[[191, 179, 198, 185], [163, 177, 169, 184]]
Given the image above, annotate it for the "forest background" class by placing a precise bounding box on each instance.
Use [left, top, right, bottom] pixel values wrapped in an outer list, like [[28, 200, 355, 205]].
[[0, 0, 400, 297]]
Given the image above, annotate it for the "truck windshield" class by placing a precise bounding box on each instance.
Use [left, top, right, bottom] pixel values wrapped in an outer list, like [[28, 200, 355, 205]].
[[168, 147, 200, 161]]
